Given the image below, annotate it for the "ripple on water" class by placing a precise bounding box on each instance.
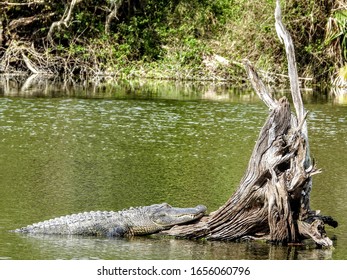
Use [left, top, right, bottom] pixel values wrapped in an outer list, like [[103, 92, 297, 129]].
[[1, 94, 346, 260]]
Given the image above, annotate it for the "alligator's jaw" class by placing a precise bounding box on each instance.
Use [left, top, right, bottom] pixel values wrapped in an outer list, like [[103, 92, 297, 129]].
[[129, 225, 166, 236]]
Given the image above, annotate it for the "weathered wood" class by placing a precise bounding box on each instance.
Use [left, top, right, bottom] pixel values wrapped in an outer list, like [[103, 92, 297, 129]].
[[162, 0, 337, 246], [242, 59, 277, 110]]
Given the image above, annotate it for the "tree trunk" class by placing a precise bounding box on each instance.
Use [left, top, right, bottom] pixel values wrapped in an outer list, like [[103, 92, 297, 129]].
[[162, 0, 337, 247]]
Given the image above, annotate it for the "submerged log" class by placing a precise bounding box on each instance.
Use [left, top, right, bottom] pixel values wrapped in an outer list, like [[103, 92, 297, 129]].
[[162, 0, 337, 246]]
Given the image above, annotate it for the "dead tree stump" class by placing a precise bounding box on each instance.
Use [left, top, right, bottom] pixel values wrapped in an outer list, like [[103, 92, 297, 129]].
[[162, 0, 337, 247]]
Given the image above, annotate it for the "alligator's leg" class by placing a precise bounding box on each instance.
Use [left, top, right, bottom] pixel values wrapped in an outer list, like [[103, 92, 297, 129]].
[[106, 226, 129, 237]]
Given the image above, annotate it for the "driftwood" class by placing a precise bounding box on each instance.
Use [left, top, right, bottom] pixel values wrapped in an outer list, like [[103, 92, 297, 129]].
[[162, 0, 337, 246]]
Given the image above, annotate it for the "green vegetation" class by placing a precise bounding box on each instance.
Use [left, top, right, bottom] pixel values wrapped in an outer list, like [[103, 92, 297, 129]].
[[0, 0, 345, 85], [325, 8, 347, 86]]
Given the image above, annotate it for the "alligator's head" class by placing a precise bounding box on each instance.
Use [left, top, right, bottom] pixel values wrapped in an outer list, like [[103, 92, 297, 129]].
[[147, 203, 207, 228]]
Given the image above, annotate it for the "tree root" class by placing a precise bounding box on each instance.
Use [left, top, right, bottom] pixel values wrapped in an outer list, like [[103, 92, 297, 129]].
[[0, 41, 58, 74], [161, 0, 337, 247]]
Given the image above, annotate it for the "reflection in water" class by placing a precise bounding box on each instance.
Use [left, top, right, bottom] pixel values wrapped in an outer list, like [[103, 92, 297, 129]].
[[0, 74, 258, 101], [0, 75, 346, 260], [6, 233, 333, 260], [2, 74, 345, 104]]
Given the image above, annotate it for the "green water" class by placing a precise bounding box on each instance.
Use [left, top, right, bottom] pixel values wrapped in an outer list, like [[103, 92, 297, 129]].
[[0, 79, 346, 260]]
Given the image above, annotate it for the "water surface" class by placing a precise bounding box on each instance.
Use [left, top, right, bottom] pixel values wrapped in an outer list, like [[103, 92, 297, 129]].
[[0, 78, 346, 260]]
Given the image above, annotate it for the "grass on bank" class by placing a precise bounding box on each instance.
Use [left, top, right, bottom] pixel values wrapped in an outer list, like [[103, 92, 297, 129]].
[[0, 0, 345, 87]]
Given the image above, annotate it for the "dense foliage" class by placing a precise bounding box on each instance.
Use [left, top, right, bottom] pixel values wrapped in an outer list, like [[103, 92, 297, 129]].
[[0, 0, 345, 84]]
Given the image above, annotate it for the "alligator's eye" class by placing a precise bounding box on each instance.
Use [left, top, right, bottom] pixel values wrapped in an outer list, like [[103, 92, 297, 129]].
[[152, 213, 168, 224], [156, 203, 171, 210], [161, 203, 171, 208]]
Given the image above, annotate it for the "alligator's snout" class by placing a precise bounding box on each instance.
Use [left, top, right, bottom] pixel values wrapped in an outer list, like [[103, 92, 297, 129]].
[[195, 205, 207, 213], [152, 204, 207, 227], [173, 205, 207, 217]]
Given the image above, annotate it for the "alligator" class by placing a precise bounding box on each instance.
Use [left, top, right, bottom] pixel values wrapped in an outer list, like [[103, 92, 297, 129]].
[[12, 203, 207, 237]]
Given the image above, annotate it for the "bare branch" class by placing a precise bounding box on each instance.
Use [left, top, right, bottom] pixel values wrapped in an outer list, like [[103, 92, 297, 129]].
[[47, 0, 82, 44], [105, 1, 123, 34], [274, 0, 305, 124], [0, 1, 45, 6], [0, 19, 3, 47], [242, 59, 278, 110], [21, 52, 40, 74], [275, 0, 311, 168]]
